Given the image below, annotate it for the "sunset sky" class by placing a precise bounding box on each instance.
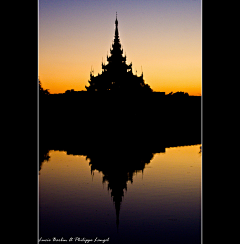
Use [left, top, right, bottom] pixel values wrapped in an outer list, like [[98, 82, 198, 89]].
[[39, 0, 201, 95]]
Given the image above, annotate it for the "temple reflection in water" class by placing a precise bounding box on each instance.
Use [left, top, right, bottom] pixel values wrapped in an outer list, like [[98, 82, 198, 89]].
[[39, 128, 201, 230], [87, 146, 156, 229]]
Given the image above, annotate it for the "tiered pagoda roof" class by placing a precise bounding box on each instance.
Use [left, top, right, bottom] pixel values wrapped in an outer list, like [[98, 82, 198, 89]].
[[85, 13, 152, 92]]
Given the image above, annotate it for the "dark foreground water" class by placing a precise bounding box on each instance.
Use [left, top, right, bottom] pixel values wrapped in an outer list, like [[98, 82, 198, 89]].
[[39, 144, 201, 244]]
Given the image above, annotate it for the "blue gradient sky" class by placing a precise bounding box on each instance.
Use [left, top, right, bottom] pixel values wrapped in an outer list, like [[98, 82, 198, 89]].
[[39, 0, 201, 95]]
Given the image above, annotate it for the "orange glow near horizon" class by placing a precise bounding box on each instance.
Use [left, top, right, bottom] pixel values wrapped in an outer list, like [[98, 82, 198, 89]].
[[39, 61, 202, 96], [39, 50, 202, 95]]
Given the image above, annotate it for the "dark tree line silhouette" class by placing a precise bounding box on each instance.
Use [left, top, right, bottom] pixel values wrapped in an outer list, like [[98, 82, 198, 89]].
[[39, 79, 50, 96], [166, 91, 189, 96]]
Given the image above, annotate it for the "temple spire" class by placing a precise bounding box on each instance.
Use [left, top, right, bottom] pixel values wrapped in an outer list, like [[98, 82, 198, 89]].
[[85, 14, 153, 92], [115, 12, 119, 40]]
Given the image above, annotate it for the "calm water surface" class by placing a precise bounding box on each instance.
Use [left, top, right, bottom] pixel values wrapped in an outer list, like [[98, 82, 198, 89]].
[[39, 145, 201, 244]]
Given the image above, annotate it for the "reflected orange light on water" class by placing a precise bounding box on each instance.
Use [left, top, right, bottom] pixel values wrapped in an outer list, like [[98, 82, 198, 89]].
[[129, 145, 202, 201], [39, 144, 201, 242]]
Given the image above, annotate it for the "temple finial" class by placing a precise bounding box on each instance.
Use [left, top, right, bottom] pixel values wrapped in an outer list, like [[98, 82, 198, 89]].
[[115, 12, 118, 26], [114, 12, 119, 39]]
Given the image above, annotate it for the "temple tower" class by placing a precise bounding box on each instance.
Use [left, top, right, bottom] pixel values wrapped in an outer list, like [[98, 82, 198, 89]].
[[86, 14, 152, 92]]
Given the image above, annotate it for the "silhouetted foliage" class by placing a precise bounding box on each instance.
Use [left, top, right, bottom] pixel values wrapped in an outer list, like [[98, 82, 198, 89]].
[[167, 91, 189, 96], [39, 148, 50, 173], [39, 79, 50, 96], [65, 89, 75, 94]]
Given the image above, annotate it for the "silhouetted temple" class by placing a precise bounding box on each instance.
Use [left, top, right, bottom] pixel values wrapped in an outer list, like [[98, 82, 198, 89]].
[[85, 13, 152, 92]]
